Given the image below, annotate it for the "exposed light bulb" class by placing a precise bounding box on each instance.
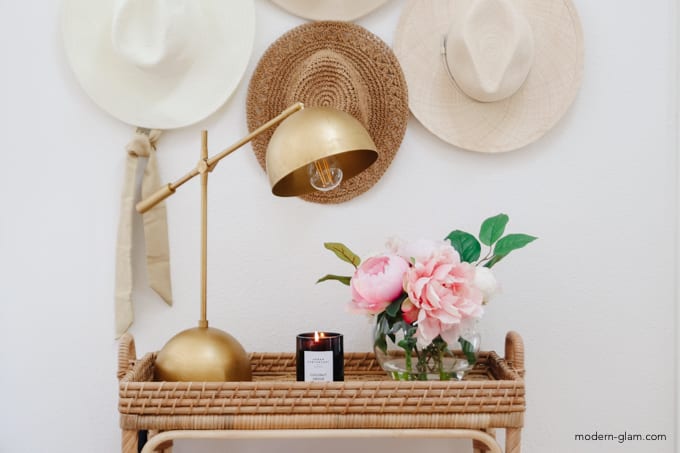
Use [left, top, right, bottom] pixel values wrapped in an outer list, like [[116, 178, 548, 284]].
[[308, 157, 343, 192]]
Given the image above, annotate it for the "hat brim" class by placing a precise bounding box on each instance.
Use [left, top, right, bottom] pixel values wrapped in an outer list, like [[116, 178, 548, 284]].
[[394, 0, 584, 153], [247, 21, 409, 204], [61, 0, 255, 130], [270, 0, 389, 21]]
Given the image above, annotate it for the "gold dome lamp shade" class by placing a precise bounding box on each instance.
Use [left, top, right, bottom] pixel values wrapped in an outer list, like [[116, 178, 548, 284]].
[[135, 103, 377, 382], [267, 106, 378, 196]]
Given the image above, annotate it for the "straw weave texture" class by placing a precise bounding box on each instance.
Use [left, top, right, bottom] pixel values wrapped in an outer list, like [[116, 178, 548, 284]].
[[118, 333, 525, 431], [394, 0, 584, 152], [247, 21, 408, 203]]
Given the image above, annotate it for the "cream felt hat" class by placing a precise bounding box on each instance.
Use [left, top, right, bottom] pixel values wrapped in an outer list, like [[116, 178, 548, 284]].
[[394, 0, 584, 152], [61, 0, 255, 129], [270, 0, 389, 21]]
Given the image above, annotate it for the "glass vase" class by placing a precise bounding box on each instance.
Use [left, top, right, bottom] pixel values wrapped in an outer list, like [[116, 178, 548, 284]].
[[372, 321, 481, 381]]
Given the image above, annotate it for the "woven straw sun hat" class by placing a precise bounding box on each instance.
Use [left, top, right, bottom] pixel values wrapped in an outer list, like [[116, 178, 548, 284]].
[[247, 21, 409, 204], [394, 0, 584, 153], [270, 0, 389, 21], [61, 0, 255, 129]]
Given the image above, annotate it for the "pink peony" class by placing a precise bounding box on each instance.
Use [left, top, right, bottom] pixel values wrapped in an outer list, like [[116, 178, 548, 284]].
[[403, 242, 483, 347], [350, 255, 409, 314]]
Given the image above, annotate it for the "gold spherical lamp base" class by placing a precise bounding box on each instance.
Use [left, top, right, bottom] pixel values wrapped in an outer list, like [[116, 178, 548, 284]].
[[154, 327, 252, 382]]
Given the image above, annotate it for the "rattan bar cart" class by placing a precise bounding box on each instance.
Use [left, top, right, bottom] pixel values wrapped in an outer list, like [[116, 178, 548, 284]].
[[117, 331, 525, 453]]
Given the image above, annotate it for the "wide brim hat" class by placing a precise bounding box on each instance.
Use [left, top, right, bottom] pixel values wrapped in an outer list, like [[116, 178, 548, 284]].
[[270, 0, 389, 21], [61, 0, 255, 130], [394, 0, 584, 153], [247, 21, 409, 204]]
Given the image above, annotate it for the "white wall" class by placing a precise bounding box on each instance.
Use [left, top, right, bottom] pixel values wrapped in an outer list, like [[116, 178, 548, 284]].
[[0, 1, 676, 452]]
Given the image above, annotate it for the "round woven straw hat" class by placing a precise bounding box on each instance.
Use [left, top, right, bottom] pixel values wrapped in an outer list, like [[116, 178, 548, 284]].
[[270, 0, 389, 21], [394, 0, 584, 153], [62, 0, 255, 129], [247, 21, 409, 204]]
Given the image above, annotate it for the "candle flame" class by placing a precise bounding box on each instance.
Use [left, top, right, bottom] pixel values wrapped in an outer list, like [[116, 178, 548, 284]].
[[314, 331, 319, 342]]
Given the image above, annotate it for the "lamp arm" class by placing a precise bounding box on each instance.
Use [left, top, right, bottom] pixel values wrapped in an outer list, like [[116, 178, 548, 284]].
[[135, 102, 305, 214]]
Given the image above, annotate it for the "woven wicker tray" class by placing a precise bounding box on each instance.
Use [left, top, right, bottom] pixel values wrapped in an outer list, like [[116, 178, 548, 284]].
[[118, 332, 525, 431]]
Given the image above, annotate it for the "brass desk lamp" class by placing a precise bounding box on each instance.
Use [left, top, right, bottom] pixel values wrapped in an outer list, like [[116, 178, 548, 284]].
[[136, 103, 378, 381]]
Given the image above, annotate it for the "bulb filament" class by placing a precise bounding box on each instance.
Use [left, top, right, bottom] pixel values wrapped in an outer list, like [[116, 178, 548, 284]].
[[308, 157, 343, 192], [314, 159, 332, 187]]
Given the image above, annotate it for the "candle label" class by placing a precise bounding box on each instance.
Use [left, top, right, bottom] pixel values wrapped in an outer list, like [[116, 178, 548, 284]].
[[304, 350, 333, 381]]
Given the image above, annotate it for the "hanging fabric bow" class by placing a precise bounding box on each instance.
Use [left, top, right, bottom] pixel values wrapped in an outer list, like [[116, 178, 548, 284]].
[[115, 129, 173, 338]]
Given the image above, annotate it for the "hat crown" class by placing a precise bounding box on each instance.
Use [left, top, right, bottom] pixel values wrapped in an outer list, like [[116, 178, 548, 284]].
[[445, 0, 534, 102], [288, 50, 370, 129], [111, 0, 199, 74]]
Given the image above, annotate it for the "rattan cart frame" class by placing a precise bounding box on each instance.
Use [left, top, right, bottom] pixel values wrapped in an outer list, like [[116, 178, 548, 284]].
[[117, 331, 525, 453]]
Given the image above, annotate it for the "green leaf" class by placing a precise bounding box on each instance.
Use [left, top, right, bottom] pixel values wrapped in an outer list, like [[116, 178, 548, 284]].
[[376, 313, 390, 336], [484, 255, 504, 268], [323, 242, 361, 268], [479, 213, 509, 246], [316, 274, 351, 286], [445, 230, 481, 263], [397, 338, 416, 351], [389, 320, 409, 335], [385, 300, 401, 317], [493, 233, 538, 257], [384, 294, 407, 318], [459, 337, 477, 365]]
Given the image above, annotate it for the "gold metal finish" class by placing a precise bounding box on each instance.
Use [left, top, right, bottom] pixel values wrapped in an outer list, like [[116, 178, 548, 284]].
[[134, 103, 377, 382], [266, 107, 378, 197], [135, 103, 304, 214], [200, 131, 209, 328], [153, 129, 252, 382], [154, 327, 252, 382], [206, 102, 304, 170], [136, 184, 175, 214]]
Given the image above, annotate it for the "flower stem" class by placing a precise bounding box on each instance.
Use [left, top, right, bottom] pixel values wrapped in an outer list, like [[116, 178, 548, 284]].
[[476, 246, 494, 266], [415, 347, 427, 380], [438, 347, 448, 380]]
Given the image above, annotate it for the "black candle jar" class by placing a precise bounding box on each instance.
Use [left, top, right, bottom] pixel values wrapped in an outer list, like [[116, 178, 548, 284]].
[[296, 332, 344, 381]]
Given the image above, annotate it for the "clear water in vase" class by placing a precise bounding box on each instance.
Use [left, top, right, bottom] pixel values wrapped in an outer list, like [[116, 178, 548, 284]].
[[373, 322, 481, 381]]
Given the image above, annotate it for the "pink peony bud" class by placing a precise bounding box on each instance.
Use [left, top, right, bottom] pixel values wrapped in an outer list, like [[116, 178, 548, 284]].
[[474, 267, 499, 304], [401, 298, 419, 324]]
